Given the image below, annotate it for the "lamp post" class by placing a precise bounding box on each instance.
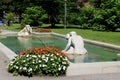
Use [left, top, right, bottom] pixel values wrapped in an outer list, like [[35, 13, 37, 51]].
[[64, 0, 67, 29]]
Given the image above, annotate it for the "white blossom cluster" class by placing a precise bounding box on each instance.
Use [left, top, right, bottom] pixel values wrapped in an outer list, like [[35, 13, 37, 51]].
[[8, 51, 69, 76]]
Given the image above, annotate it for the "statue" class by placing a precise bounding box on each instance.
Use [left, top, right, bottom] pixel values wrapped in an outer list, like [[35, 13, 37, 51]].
[[62, 31, 87, 55], [17, 25, 32, 37]]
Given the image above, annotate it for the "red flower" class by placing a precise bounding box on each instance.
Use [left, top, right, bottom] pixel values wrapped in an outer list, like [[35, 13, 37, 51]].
[[60, 52, 69, 59], [42, 51, 46, 54], [20, 51, 25, 55], [34, 48, 39, 51], [19, 46, 69, 59]]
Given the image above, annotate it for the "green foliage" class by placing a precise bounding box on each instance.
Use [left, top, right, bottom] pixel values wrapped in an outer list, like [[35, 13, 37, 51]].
[[1, 0, 120, 31], [68, 6, 95, 29], [66, 0, 120, 31], [101, 0, 117, 9], [68, 12, 81, 25], [21, 6, 48, 27], [80, 6, 95, 28], [92, 23, 105, 31], [7, 47, 69, 77], [81, 23, 91, 29], [92, 0, 120, 31], [41, 0, 63, 27], [6, 12, 14, 21], [89, 0, 108, 8]]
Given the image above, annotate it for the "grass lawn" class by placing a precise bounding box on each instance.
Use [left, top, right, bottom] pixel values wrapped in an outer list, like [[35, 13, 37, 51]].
[[1, 23, 21, 32], [52, 28, 120, 46], [1, 23, 120, 46]]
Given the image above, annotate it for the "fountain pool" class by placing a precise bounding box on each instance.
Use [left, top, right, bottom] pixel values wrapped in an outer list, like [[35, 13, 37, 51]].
[[0, 33, 119, 63]]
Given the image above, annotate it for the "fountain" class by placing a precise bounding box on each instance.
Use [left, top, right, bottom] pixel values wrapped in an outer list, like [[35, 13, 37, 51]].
[[17, 25, 32, 37], [63, 31, 87, 55], [0, 31, 120, 76]]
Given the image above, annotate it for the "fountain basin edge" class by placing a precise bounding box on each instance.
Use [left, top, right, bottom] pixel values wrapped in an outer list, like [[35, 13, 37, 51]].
[[67, 61, 120, 76]]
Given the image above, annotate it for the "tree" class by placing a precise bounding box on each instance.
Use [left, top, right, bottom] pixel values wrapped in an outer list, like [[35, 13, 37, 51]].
[[21, 6, 48, 27], [6, 12, 14, 26], [40, 0, 63, 27], [92, 0, 120, 31], [89, 0, 108, 8]]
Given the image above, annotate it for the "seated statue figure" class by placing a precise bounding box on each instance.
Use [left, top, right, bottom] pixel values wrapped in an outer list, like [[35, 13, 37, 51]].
[[18, 25, 32, 37], [63, 31, 87, 55]]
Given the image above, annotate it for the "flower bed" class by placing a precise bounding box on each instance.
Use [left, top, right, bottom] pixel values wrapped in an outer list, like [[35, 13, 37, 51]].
[[35, 28, 51, 32], [7, 47, 69, 77]]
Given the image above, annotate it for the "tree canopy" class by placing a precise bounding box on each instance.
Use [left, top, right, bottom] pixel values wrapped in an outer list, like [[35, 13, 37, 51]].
[[0, 0, 120, 31]]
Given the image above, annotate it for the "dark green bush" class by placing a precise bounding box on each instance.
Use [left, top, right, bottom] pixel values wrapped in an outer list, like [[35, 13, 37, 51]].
[[21, 6, 48, 27], [92, 1, 120, 31], [92, 23, 105, 31], [68, 6, 94, 29]]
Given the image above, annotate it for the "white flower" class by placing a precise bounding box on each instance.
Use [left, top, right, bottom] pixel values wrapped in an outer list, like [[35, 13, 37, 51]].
[[32, 55, 37, 58], [28, 68, 32, 72], [20, 67, 22, 70], [62, 62, 66, 64], [50, 54, 54, 57], [35, 66, 38, 69], [60, 55, 63, 58], [47, 54, 50, 56], [46, 57, 48, 60], [26, 54, 29, 57], [10, 61, 14, 64], [16, 66, 19, 69], [22, 60, 26, 62], [63, 66, 66, 70], [38, 60, 41, 63], [16, 62, 19, 64], [32, 61, 35, 64], [52, 63, 55, 66], [64, 57, 68, 61], [58, 67, 61, 71], [44, 57, 48, 62], [38, 55, 41, 58], [42, 64, 47, 67], [23, 67, 27, 70], [27, 58, 30, 61], [39, 64, 41, 67], [56, 53, 59, 55], [50, 58, 53, 61], [42, 55, 45, 59], [9, 63, 13, 66]]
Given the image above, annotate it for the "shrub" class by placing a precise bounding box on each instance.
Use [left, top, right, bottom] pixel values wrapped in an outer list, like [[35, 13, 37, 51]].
[[92, 0, 120, 31], [7, 47, 69, 77], [21, 6, 48, 27], [68, 6, 94, 29], [92, 23, 105, 31], [5, 12, 14, 26], [6, 12, 14, 21]]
